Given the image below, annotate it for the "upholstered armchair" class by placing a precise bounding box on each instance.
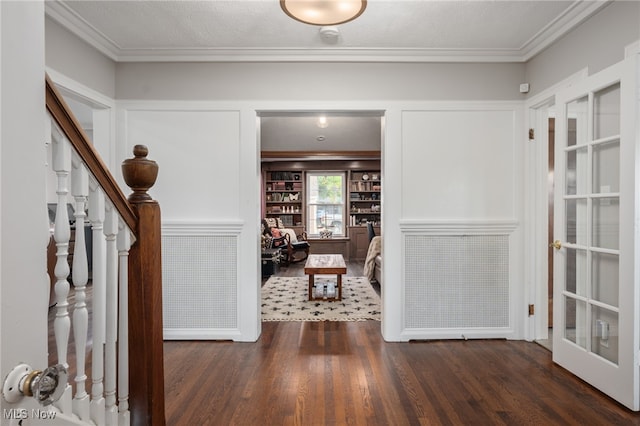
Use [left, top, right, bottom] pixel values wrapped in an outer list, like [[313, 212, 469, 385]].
[[262, 218, 310, 265]]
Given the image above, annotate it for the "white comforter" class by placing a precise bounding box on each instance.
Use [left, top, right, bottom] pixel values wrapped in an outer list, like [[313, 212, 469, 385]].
[[363, 236, 381, 281]]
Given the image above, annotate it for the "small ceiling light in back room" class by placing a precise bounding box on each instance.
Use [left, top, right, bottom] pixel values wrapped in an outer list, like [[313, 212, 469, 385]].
[[317, 116, 329, 128], [280, 0, 367, 26]]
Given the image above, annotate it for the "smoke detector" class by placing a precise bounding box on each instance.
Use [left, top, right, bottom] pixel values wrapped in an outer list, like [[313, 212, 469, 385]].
[[319, 26, 340, 44]]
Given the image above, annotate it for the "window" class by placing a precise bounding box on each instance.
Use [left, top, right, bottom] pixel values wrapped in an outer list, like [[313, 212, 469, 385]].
[[307, 172, 346, 237]]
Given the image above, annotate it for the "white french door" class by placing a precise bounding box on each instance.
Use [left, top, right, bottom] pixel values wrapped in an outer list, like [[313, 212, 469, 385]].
[[552, 55, 639, 411]]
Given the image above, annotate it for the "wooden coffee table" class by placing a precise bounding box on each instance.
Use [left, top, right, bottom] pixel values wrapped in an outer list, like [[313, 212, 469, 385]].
[[304, 254, 347, 301]]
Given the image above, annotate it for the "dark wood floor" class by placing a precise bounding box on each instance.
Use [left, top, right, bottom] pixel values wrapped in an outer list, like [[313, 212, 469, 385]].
[[164, 261, 640, 425]]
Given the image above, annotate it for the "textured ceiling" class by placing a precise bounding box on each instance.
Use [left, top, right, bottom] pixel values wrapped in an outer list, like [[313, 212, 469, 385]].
[[48, 0, 612, 155], [260, 113, 382, 155], [47, 0, 611, 62]]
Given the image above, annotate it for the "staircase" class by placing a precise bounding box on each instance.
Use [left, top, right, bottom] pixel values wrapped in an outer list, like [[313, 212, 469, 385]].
[[43, 75, 166, 425]]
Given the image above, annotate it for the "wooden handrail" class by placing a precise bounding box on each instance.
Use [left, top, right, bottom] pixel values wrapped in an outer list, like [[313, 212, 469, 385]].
[[45, 74, 137, 234]]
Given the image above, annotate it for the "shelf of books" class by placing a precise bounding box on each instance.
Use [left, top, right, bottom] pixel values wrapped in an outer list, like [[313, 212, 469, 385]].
[[348, 171, 381, 227], [264, 171, 304, 227]]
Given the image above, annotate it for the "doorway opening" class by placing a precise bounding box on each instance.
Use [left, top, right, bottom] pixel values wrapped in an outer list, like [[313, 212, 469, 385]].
[[257, 111, 384, 322], [537, 115, 556, 351]]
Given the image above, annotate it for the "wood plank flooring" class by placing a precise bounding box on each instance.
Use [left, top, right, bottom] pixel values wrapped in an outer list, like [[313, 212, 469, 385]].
[[164, 262, 640, 425]]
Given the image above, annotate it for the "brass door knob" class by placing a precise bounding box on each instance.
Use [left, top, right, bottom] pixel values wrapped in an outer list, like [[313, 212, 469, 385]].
[[550, 240, 562, 250]]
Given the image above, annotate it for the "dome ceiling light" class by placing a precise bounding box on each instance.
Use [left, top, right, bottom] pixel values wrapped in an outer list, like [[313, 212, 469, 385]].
[[280, 0, 367, 26]]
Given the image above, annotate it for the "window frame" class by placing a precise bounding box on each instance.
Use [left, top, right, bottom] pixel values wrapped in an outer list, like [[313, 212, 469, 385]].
[[306, 171, 347, 237]]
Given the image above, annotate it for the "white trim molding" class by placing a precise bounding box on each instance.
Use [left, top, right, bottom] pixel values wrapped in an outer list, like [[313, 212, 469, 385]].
[[399, 219, 519, 235], [162, 220, 245, 236], [625, 39, 640, 58], [401, 327, 517, 342], [163, 328, 242, 341], [522, 68, 589, 342]]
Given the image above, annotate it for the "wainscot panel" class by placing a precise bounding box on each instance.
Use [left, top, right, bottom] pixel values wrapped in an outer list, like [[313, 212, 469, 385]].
[[399, 220, 518, 340], [161, 221, 243, 340]]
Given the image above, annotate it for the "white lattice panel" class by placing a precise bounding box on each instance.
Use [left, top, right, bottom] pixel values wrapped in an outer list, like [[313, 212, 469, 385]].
[[162, 235, 238, 329], [404, 234, 509, 329]]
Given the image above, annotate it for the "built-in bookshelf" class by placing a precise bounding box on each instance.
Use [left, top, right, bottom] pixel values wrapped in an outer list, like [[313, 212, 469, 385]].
[[348, 171, 381, 226], [261, 160, 381, 258], [264, 170, 304, 227]]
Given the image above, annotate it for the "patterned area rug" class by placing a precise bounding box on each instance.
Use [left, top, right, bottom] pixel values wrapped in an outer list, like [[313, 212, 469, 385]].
[[262, 276, 380, 321]]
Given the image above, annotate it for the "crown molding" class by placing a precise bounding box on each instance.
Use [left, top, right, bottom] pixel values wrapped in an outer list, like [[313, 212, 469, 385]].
[[45, 0, 611, 64], [46, 1, 120, 61], [110, 47, 532, 63], [518, 0, 611, 61]]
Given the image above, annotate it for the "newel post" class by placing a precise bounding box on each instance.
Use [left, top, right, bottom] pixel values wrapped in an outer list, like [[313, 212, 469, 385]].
[[122, 145, 166, 426]]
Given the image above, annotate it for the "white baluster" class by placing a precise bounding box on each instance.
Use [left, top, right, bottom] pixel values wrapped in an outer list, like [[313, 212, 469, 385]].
[[51, 132, 73, 413], [44, 118, 53, 300], [104, 204, 119, 425], [117, 222, 132, 426], [71, 157, 90, 421], [89, 181, 106, 426]]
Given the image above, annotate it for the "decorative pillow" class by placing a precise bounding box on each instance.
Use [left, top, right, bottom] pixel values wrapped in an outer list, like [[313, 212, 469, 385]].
[[281, 228, 298, 243], [271, 228, 283, 246], [264, 218, 277, 228]]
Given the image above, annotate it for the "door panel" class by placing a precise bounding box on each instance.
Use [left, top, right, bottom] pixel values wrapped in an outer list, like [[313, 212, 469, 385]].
[[552, 56, 638, 411]]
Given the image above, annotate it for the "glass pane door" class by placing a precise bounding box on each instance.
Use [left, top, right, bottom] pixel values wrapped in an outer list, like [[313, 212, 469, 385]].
[[553, 56, 637, 411], [562, 84, 620, 361]]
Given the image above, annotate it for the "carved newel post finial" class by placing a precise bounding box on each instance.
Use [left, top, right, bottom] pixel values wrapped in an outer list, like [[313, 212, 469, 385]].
[[122, 145, 158, 202]]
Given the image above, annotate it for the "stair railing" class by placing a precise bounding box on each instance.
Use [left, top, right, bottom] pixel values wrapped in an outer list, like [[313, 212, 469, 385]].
[[45, 74, 165, 426]]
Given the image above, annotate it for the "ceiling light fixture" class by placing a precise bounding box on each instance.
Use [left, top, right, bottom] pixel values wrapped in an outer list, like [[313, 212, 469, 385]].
[[316, 116, 329, 128], [280, 0, 367, 26]]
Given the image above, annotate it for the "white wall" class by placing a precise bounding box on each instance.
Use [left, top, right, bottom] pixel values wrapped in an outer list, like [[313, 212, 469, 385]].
[[112, 60, 529, 341], [42, 0, 639, 343], [1, 0, 49, 411], [525, 1, 640, 96], [115, 62, 526, 101], [122, 108, 241, 221], [45, 16, 116, 99], [45, 16, 118, 173], [392, 104, 523, 341], [401, 108, 516, 219], [115, 98, 524, 342], [118, 103, 260, 341]]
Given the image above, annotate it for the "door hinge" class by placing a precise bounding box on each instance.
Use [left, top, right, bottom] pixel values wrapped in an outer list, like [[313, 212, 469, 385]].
[[528, 304, 535, 316], [528, 128, 535, 140]]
